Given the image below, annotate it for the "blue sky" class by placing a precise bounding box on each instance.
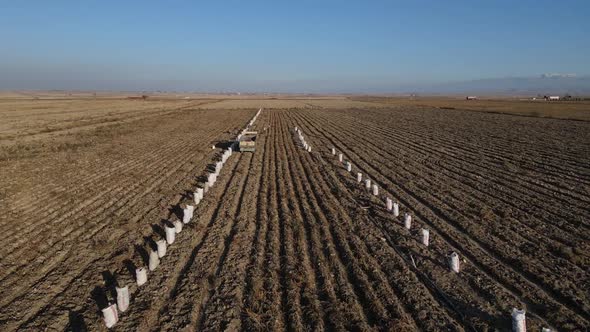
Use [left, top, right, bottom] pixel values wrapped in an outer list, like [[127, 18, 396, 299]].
[[1, 0, 588, 92]]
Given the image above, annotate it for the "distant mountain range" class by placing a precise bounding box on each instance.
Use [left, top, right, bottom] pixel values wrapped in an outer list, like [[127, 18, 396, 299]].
[[2, 73, 589, 96], [408, 75, 590, 96]]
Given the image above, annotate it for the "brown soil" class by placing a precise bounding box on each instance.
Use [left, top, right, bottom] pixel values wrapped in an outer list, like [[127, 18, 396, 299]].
[[0, 102, 588, 331]]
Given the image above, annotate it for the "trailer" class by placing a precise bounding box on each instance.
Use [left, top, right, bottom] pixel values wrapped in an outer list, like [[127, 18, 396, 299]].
[[239, 131, 257, 152]]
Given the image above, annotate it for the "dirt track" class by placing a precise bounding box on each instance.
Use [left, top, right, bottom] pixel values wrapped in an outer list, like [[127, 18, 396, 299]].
[[0, 104, 589, 331]]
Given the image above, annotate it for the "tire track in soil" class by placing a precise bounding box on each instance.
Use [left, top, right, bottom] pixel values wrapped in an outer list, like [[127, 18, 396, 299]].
[[291, 109, 588, 329], [238, 111, 287, 331], [281, 112, 397, 327]]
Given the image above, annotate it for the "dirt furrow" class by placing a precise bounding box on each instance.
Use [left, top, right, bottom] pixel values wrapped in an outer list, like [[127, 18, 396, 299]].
[[288, 110, 480, 330], [317, 109, 590, 225], [276, 119, 327, 331], [0, 110, 235, 238], [281, 110, 420, 330], [256, 124, 348, 330], [197, 116, 268, 331], [362, 108, 590, 204], [304, 109, 590, 305], [290, 109, 587, 329], [359, 107, 590, 182], [316, 111, 590, 266], [0, 128, 228, 307], [150, 153, 253, 331], [0, 111, 236, 249], [12, 147, 243, 331]]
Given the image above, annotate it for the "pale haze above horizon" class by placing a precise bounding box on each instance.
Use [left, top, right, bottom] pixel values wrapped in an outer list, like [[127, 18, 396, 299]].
[[1, 0, 589, 93]]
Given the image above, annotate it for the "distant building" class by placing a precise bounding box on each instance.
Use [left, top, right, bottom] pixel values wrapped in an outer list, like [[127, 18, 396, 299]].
[[544, 96, 560, 101], [466, 96, 477, 100]]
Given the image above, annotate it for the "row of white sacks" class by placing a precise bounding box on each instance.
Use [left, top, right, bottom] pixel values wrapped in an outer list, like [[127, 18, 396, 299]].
[[294, 127, 312, 152], [330, 146, 543, 332], [102, 150, 229, 328], [231, 108, 263, 144], [103, 111, 264, 328], [248, 108, 262, 128], [101, 192, 198, 326], [333, 148, 434, 249]]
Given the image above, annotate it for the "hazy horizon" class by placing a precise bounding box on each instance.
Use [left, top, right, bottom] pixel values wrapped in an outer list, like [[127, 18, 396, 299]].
[[1, 1, 589, 93]]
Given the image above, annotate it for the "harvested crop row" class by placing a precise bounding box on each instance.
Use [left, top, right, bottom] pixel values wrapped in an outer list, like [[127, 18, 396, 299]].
[[289, 107, 589, 330], [0, 108, 255, 330]]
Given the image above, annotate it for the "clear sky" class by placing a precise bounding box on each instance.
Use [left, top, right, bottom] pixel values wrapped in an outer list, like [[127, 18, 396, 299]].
[[1, 0, 588, 92]]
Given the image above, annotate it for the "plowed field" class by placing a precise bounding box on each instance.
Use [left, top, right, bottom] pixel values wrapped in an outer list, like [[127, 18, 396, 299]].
[[1, 103, 588, 331]]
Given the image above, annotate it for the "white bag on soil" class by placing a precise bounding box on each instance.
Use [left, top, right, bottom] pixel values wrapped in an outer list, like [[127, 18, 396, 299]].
[[511, 308, 526, 332], [156, 239, 167, 258], [102, 303, 118, 328], [404, 213, 412, 229], [421, 228, 430, 246], [136, 268, 147, 286], [449, 252, 460, 273], [174, 220, 183, 233], [183, 205, 194, 224], [116, 286, 129, 312], [148, 250, 160, 271], [165, 225, 176, 244]]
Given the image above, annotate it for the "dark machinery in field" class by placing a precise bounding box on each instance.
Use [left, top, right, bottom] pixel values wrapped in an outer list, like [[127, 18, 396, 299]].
[[238, 131, 257, 152]]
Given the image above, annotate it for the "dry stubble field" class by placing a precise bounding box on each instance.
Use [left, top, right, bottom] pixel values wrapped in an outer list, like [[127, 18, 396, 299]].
[[0, 97, 589, 331]]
